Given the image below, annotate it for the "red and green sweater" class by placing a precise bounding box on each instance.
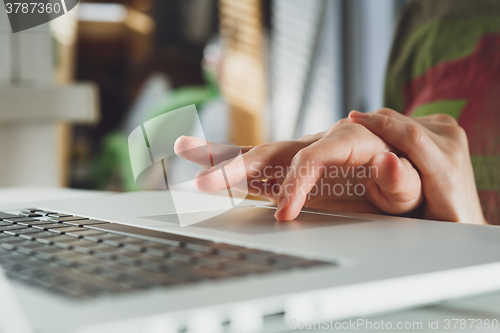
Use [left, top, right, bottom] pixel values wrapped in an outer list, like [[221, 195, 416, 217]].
[[385, 0, 500, 224]]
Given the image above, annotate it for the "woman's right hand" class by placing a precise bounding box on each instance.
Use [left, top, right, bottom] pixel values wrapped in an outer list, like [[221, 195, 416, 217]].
[[175, 119, 423, 221]]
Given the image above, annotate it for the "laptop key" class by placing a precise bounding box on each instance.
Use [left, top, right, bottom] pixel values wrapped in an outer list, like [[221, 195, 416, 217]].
[[48, 225, 84, 233], [242, 249, 276, 265], [16, 241, 46, 255], [17, 220, 54, 226], [34, 247, 66, 261], [64, 219, 109, 227], [0, 224, 30, 232], [21, 208, 39, 213], [71, 240, 103, 254], [34, 236, 61, 245], [298, 260, 335, 268], [2, 261, 26, 272], [0, 212, 19, 220], [140, 254, 167, 265], [0, 235, 11, 242], [96, 266, 131, 282], [76, 255, 107, 267], [127, 268, 183, 286], [46, 213, 72, 218], [271, 254, 308, 268], [35, 211, 58, 216], [67, 229, 105, 239], [38, 273, 75, 286], [139, 259, 169, 272], [0, 253, 31, 263], [195, 256, 226, 270], [169, 252, 196, 264], [0, 247, 11, 255], [214, 246, 245, 259], [163, 265, 208, 282], [109, 237, 147, 251], [122, 242, 147, 252], [20, 213, 43, 218], [47, 216, 89, 223], [92, 245, 122, 259], [54, 226, 89, 234], [53, 251, 84, 267], [145, 248, 170, 258], [4, 228, 41, 236], [4, 217, 39, 224], [32, 223, 70, 231], [50, 236, 82, 249], [114, 249, 143, 261], [33, 231, 61, 238], [1, 238, 28, 250], [101, 237, 127, 247], [17, 266, 50, 279], [78, 263, 102, 274], [185, 242, 216, 254], [1, 215, 31, 221]]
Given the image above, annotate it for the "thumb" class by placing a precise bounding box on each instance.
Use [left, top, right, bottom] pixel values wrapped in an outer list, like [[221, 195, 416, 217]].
[[357, 152, 423, 214]]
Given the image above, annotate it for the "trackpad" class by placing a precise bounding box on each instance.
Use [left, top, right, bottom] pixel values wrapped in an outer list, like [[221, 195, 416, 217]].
[[142, 206, 372, 234]]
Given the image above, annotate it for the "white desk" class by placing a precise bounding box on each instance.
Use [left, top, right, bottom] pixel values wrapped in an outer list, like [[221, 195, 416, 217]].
[[1, 187, 499, 333]]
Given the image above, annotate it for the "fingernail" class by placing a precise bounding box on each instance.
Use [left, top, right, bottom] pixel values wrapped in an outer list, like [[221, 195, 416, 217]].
[[275, 196, 288, 217], [349, 110, 369, 119]]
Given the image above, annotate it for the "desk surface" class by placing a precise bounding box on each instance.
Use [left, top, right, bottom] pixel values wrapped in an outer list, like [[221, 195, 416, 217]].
[[1, 187, 499, 332]]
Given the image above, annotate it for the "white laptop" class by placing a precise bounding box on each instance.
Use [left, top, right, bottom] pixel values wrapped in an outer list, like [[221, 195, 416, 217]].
[[1, 189, 500, 333]]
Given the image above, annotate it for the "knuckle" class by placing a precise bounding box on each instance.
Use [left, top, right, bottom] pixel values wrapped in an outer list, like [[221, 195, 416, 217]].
[[253, 142, 272, 150], [293, 147, 312, 164], [453, 124, 467, 140], [438, 121, 467, 139], [434, 113, 458, 125], [249, 142, 276, 164], [332, 122, 363, 132], [379, 114, 394, 130], [448, 125, 469, 149], [406, 123, 425, 147], [375, 108, 399, 118], [298, 133, 316, 143]]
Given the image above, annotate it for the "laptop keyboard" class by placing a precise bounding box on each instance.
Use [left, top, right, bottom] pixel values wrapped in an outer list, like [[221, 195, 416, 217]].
[[0, 209, 334, 299]]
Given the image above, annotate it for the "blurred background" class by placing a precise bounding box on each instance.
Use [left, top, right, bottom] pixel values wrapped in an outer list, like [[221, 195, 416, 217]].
[[0, 0, 411, 192]]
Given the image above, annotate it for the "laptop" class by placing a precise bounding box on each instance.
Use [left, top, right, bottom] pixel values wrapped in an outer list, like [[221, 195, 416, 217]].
[[1, 189, 500, 333]]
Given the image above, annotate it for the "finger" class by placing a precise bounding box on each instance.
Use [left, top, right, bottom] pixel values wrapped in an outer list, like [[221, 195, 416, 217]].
[[174, 136, 252, 168], [359, 152, 423, 214], [348, 110, 441, 176], [414, 113, 458, 125], [194, 140, 313, 192], [274, 124, 391, 221], [274, 148, 324, 221], [369, 109, 441, 140]]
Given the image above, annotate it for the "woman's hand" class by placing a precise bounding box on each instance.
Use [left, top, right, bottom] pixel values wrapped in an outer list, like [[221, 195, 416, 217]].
[[348, 108, 487, 224], [175, 120, 423, 221]]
